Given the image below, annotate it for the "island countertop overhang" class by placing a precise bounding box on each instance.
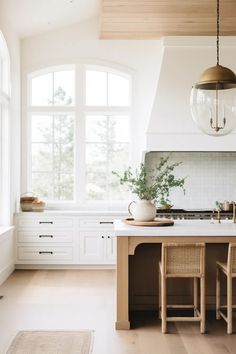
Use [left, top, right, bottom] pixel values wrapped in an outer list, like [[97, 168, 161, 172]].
[[114, 219, 236, 237]]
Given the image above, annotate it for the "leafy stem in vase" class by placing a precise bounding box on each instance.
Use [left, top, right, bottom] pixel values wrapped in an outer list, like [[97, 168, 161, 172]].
[[112, 156, 186, 207]]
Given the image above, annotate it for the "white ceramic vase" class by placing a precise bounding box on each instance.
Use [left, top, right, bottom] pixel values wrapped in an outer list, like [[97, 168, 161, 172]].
[[128, 199, 156, 222]]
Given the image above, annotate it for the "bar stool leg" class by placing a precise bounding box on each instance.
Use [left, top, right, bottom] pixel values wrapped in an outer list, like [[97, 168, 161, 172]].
[[227, 275, 233, 334], [200, 275, 206, 334], [161, 274, 167, 333], [216, 267, 221, 320], [194, 277, 198, 317]]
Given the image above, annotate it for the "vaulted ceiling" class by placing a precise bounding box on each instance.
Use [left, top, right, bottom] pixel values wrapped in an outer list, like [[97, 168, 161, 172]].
[[0, 0, 235, 40], [100, 0, 236, 39], [0, 0, 100, 38]]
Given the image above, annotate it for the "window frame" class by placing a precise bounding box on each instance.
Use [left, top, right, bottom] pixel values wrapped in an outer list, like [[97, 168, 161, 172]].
[[25, 62, 133, 209], [0, 31, 11, 224]]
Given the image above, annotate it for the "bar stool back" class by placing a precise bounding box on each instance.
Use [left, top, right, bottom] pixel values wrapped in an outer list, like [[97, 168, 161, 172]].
[[216, 243, 236, 334], [159, 242, 206, 333]]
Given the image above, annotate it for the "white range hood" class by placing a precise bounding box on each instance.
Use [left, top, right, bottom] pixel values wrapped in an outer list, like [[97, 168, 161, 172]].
[[146, 37, 236, 151]]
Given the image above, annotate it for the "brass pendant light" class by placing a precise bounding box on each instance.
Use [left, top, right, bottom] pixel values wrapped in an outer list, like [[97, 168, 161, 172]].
[[190, 0, 236, 136]]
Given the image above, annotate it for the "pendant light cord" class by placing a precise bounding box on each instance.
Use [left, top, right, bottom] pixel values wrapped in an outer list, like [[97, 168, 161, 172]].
[[217, 0, 220, 65]]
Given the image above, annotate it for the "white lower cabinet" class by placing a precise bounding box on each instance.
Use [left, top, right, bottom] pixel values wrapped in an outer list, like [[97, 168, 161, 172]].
[[18, 246, 73, 262], [79, 231, 116, 264], [15, 213, 122, 266], [106, 233, 116, 263]]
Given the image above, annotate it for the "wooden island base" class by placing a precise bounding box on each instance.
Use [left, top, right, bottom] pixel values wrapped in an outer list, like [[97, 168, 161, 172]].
[[115, 222, 236, 330]]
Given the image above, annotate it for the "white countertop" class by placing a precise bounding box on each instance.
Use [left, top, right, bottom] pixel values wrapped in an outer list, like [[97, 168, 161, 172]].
[[15, 210, 128, 216], [114, 219, 236, 237]]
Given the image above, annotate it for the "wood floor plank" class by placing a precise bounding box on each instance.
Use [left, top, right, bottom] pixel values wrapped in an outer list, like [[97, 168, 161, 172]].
[[0, 270, 236, 354]]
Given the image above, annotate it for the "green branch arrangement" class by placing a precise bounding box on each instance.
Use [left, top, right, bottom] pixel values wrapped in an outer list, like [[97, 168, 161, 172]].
[[112, 156, 186, 207]]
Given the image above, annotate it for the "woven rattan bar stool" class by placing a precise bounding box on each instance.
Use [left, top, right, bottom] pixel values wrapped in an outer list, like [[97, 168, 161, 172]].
[[216, 243, 236, 334], [159, 242, 206, 334]]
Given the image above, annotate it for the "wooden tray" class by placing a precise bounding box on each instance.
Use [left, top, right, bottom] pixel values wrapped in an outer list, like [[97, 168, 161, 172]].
[[122, 218, 174, 227]]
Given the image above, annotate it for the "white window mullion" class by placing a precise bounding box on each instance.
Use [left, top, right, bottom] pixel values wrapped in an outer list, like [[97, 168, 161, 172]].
[[27, 113, 32, 194], [76, 64, 86, 204], [27, 106, 75, 113]]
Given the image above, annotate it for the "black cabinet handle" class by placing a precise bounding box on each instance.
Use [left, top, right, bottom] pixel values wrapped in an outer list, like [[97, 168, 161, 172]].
[[39, 235, 53, 238], [39, 221, 53, 224], [39, 251, 53, 255], [101, 236, 105, 239], [107, 236, 111, 239], [99, 221, 113, 224]]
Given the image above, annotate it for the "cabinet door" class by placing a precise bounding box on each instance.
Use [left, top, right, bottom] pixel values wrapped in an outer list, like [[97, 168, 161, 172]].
[[106, 233, 116, 264], [79, 232, 105, 264]]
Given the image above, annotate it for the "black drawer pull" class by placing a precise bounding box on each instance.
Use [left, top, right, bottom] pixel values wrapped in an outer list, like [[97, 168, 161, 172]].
[[39, 235, 53, 238], [39, 251, 53, 255], [39, 221, 53, 224], [101, 236, 105, 239], [99, 221, 113, 224], [108, 236, 111, 239]]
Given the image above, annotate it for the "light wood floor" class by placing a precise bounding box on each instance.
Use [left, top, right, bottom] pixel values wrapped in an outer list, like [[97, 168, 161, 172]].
[[0, 270, 236, 354]]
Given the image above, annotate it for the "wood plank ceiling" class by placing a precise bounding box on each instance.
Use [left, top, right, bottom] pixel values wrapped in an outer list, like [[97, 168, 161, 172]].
[[100, 0, 236, 39]]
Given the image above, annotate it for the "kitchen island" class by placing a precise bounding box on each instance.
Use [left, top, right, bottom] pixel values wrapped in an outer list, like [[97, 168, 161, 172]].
[[114, 219, 236, 330]]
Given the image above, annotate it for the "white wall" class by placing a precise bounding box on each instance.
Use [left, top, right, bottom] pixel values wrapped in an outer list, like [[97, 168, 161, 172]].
[[147, 37, 236, 151], [0, 14, 21, 223], [21, 17, 163, 167]]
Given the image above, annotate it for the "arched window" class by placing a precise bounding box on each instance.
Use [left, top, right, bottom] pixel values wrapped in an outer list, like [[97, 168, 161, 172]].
[[27, 64, 131, 205], [0, 31, 10, 96], [0, 31, 11, 224]]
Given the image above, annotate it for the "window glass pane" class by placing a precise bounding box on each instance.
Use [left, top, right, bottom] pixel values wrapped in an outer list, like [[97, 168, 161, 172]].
[[31, 114, 75, 201], [86, 70, 107, 106], [85, 114, 130, 201], [109, 115, 129, 142], [54, 115, 74, 143], [32, 173, 54, 199], [54, 70, 74, 106], [32, 143, 53, 171], [108, 73, 130, 106], [109, 143, 129, 173], [31, 115, 53, 143], [86, 142, 129, 201], [54, 143, 74, 172], [86, 115, 107, 142], [86, 144, 107, 200], [53, 173, 74, 200], [31, 73, 53, 106], [86, 143, 107, 165], [86, 115, 129, 143]]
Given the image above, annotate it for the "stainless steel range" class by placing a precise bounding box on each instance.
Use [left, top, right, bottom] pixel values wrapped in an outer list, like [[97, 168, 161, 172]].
[[156, 209, 233, 220]]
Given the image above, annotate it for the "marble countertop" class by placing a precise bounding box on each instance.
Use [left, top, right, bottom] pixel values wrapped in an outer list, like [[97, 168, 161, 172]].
[[114, 219, 236, 237]]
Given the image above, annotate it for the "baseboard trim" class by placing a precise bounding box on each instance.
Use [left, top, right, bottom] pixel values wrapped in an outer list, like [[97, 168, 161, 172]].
[[0, 263, 15, 286], [15, 264, 116, 270]]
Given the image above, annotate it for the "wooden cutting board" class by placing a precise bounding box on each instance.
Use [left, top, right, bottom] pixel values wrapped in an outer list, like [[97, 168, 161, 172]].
[[122, 217, 174, 227]]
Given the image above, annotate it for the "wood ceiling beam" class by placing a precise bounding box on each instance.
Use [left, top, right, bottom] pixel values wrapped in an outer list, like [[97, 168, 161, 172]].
[[100, 0, 236, 39]]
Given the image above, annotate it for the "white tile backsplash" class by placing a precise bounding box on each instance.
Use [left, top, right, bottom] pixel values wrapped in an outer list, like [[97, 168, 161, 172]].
[[145, 152, 236, 209]]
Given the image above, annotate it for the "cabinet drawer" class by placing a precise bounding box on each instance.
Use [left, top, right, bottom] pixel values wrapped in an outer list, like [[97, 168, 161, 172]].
[[18, 246, 73, 261], [17, 217, 73, 229], [79, 219, 114, 229], [17, 230, 73, 243]]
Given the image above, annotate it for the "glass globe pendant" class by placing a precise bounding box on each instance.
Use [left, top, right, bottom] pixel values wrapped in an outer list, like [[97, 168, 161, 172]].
[[190, 0, 236, 136]]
